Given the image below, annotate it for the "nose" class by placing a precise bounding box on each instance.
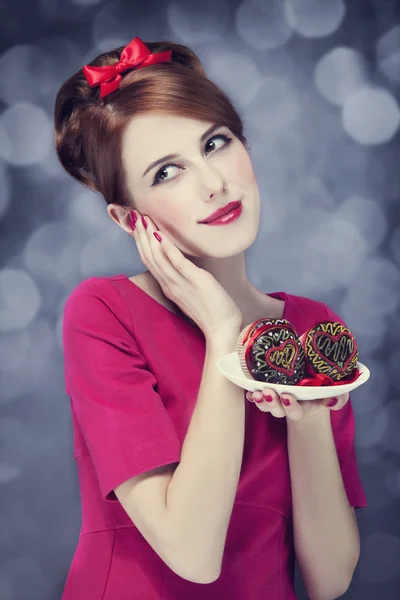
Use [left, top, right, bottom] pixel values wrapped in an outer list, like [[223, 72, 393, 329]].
[[198, 162, 227, 201]]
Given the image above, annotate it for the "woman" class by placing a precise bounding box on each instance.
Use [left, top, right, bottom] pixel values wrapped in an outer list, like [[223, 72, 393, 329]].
[[56, 37, 367, 600]]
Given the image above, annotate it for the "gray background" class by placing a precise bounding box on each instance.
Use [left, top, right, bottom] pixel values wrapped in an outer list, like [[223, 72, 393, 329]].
[[0, 0, 400, 598]]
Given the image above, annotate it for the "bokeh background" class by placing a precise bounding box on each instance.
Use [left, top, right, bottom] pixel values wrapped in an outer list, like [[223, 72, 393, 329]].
[[0, 0, 400, 598]]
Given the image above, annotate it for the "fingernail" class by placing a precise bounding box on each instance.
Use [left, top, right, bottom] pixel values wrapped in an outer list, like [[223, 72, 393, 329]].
[[130, 210, 137, 224], [327, 398, 337, 407], [282, 397, 291, 406], [142, 215, 148, 229], [129, 215, 136, 231], [153, 232, 162, 243], [262, 392, 274, 402]]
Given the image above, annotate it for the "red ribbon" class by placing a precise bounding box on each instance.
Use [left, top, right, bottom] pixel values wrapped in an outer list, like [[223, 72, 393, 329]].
[[82, 37, 172, 98], [295, 367, 361, 387]]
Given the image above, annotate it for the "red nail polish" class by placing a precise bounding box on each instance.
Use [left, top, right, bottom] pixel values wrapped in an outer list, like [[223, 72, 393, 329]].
[[282, 397, 291, 406], [263, 394, 273, 402], [153, 232, 162, 243], [129, 216, 136, 231], [327, 398, 337, 407], [142, 215, 148, 229], [130, 210, 137, 224]]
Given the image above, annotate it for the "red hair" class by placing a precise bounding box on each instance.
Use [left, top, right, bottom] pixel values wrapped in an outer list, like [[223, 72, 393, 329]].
[[54, 40, 249, 208]]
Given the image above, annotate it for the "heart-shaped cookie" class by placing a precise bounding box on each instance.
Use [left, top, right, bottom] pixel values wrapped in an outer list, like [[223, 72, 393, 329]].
[[300, 321, 358, 381], [238, 318, 306, 384]]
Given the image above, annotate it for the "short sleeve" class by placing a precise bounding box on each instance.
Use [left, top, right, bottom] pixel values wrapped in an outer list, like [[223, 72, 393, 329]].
[[323, 303, 368, 510], [62, 283, 182, 502]]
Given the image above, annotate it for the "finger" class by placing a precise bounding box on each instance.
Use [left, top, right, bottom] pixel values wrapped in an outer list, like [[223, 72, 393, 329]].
[[131, 211, 172, 286], [323, 392, 349, 410], [130, 211, 153, 272], [280, 393, 304, 421], [145, 216, 194, 280], [252, 388, 286, 418]]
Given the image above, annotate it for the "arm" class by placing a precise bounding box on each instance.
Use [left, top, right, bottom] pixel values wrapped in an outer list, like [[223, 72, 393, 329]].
[[165, 330, 246, 583], [287, 409, 360, 600]]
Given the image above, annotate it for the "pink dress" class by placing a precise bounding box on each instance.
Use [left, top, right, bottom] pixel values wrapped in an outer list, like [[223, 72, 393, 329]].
[[61, 274, 367, 599]]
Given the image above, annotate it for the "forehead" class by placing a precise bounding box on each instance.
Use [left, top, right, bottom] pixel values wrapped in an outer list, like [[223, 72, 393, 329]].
[[123, 113, 213, 147]]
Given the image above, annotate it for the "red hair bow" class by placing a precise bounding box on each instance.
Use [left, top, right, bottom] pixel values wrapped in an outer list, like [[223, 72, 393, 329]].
[[82, 37, 172, 98]]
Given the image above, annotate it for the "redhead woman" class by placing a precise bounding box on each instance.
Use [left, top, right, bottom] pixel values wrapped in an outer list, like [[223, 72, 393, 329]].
[[55, 37, 367, 600]]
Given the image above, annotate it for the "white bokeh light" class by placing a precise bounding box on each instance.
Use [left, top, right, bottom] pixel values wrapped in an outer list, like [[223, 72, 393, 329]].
[[0, 269, 41, 332], [314, 47, 368, 106], [343, 257, 400, 317], [377, 25, 400, 84], [247, 77, 299, 131], [335, 194, 388, 253], [342, 87, 400, 145], [0, 45, 48, 105], [0, 103, 53, 166], [168, 0, 231, 44], [236, 0, 293, 50], [202, 50, 263, 109], [284, 0, 346, 38]]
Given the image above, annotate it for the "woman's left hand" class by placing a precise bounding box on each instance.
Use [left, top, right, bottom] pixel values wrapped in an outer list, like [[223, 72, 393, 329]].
[[246, 387, 350, 421]]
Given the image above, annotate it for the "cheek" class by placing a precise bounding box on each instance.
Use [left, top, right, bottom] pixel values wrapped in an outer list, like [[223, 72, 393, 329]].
[[229, 151, 257, 186]]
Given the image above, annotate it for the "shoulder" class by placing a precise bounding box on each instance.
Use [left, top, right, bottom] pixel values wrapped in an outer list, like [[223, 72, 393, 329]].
[[285, 291, 347, 328], [63, 275, 130, 325], [285, 291, 329, 318], [65, 274, 125, 304]]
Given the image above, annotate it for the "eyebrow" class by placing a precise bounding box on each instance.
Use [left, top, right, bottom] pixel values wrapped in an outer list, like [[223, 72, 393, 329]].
[[142, 123, 224, 178]]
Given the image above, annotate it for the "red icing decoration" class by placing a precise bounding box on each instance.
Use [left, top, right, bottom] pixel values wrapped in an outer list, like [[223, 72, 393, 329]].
[[264, 340, 299, 377], [311, 330, 357, 374]]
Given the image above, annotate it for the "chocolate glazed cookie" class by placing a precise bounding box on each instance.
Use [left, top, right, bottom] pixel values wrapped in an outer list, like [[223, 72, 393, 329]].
[[237, 318, 306, 385], [299, 320, 359, 382]]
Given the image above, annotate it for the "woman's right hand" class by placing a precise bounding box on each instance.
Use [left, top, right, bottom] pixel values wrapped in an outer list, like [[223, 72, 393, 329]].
[[129, 210, 243, 339]]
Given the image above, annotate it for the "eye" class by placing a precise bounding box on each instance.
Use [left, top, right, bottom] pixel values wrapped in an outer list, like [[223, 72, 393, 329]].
[[151, 133, 233, 186]]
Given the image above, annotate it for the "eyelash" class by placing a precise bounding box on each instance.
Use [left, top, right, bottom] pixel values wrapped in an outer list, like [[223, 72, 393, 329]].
[[151, 134, 233, 186]]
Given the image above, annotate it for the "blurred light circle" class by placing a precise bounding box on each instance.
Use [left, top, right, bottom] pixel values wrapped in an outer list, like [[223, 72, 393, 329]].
[[345, 257, 400, 317], [377, 25, 400, 84], [0, 45, 47, 105], [247, 77, 299, 131], [0, 103, 53, 166], [168, 0, 230, 44], [284, 0, 346, 38], [236, 0, 293, 50], [314, 47, 368, 106], [0, 463, 21, 483], [0, 269, 41, 331], [202, 50, 263, 108], [342, 87, 400, 145], [336, 194, 388, 253]]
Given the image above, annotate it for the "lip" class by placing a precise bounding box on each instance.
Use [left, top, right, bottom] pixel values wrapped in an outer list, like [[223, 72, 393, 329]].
[[198, 200, 242, 224]]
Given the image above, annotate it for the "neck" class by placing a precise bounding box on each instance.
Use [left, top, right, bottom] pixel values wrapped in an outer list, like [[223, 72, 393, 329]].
[[189, 251, 277, 327]]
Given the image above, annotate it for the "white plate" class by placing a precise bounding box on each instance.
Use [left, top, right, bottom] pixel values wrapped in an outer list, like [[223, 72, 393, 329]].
[[216, 352, 370, 401]]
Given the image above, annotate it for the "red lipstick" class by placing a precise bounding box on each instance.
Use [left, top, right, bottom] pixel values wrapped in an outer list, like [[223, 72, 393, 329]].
[[198, 200, 242, 224]]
